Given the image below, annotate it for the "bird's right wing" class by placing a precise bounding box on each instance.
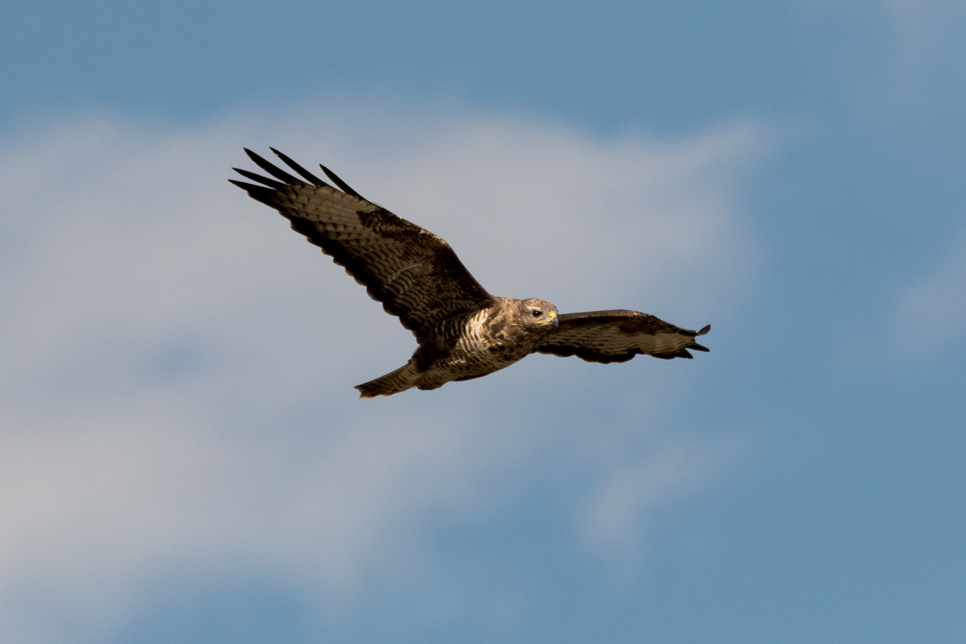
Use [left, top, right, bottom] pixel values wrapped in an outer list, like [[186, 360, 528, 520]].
[[535, 310, 710, 363], [231, 149, 495, 342]]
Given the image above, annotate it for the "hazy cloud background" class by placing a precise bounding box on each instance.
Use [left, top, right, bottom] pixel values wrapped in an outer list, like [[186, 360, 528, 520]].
[[0, 107, 760, 643], [1, 1, 964, 642]]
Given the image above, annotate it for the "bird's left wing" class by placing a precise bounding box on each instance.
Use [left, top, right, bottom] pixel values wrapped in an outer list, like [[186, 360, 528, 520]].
[[534, 310, 710, 363], [230, 149, 495, 342]]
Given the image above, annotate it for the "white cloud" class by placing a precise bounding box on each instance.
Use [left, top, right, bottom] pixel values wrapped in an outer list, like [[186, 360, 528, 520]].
[[0, 102, 763, 642]]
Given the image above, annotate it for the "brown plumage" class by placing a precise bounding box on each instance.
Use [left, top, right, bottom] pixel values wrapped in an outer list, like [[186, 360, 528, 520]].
[[230, 149, 710, 397]]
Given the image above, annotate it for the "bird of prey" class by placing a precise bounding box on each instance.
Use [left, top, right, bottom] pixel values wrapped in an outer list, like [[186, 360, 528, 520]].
[[230, 149, 710, 398]]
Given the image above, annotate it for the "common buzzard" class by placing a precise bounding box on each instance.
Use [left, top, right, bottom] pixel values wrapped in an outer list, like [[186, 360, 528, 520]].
[[230, 149, 710, 398]]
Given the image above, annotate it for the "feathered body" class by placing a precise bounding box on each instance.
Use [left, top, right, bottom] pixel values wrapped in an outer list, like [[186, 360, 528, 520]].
[[356, 297, 559, 396], [230, 149, 710, 397]]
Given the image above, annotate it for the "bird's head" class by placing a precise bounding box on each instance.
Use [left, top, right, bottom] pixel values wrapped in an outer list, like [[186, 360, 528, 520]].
[[519, 298, 559, 331]]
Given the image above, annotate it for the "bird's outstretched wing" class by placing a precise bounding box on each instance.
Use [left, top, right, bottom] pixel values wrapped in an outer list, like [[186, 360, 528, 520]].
[[534, 310, 710, 363], [230, 149, 495, 342]]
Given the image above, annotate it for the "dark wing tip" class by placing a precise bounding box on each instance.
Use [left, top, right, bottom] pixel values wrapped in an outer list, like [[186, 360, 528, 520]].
[[232, 167, 286, 190], [697, 324, 711, 336], [228, 178, 268, 192], [690, 342, 710, 352], [228, 179, 279, 207], [319, 164, 362, 198], [243, 148, 301, 185], [653, 349, 693, 360], [270, 147, 327, 187]]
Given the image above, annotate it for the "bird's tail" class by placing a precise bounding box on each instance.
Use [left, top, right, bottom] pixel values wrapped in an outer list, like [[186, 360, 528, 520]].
[[355, 361, 421, 398]]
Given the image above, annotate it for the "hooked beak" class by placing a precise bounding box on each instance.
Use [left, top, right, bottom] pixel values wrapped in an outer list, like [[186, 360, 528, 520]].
[[544, 310, 558, 328]]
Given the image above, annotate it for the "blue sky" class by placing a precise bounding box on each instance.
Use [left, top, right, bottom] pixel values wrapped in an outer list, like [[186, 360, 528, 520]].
[[1, 1, 965, 643]]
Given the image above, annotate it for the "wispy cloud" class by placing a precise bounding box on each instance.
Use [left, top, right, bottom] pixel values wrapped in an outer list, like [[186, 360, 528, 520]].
[[798, 0, 966, 114], [0, 102, 763, 642], [581, 436, 745, 560], [891, 227, 966, 361]]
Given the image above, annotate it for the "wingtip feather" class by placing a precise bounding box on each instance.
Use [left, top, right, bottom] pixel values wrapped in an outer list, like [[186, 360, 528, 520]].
[[271, 147, 327, 186], [232, 167, 285, 190], [320, 164, 362, 198], [228, 179, 278, 206], [243, 148, 301, 184], [228, 178, 260, 190]]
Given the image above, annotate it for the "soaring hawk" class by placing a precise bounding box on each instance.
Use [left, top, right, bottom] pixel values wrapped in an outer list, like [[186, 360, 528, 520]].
[[230, 149, 710, 398]]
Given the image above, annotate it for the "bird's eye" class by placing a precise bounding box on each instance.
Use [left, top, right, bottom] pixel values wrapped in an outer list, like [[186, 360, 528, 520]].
[[531, 310, 542, 317]]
